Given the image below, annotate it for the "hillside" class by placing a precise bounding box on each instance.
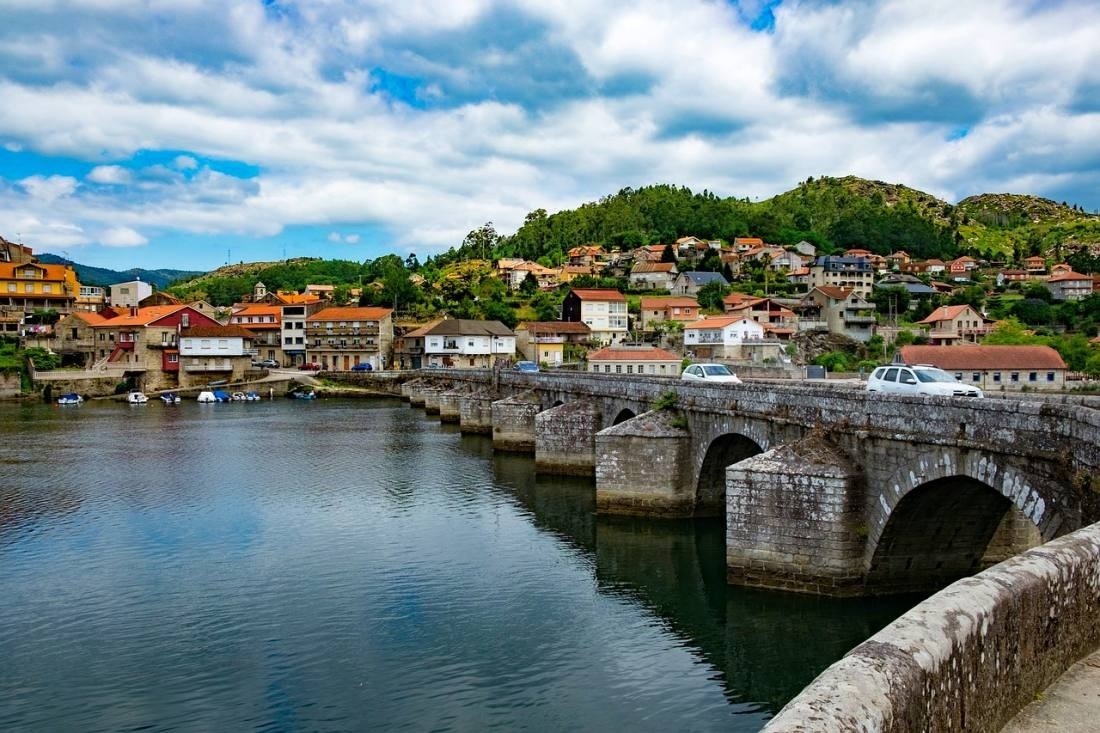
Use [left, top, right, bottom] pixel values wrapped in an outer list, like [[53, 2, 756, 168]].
[[36, 253, 202, 289], [955, 193, 1100, 260]]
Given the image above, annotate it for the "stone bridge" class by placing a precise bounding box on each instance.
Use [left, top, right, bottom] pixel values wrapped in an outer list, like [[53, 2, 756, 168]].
[[365, 370, 1100, 597]]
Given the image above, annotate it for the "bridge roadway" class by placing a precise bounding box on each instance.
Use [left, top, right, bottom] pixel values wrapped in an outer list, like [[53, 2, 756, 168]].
[[354, 368, 1100, 598]]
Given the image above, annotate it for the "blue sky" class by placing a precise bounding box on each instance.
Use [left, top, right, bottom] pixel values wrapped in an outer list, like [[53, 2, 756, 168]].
[[1, 0, 1098, 271]]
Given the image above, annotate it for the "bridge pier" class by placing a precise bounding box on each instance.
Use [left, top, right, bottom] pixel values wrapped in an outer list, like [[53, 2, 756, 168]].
[[422, 386, 444, 414], [458, 391, 495, 434], [595, 410, 694, 517], [535, 400, 600, 476], [492, 393, 541, 453], [438, 387, 471, 424], [726, 438, 866, 595], [405, 380, 428, 407]]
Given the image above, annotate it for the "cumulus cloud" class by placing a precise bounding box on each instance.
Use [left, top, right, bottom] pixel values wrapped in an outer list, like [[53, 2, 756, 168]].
[[0, 0, 1097, 267], [99, 226, 148, 247], [19, 175, 78, 201], [87, 165, 132, 184]]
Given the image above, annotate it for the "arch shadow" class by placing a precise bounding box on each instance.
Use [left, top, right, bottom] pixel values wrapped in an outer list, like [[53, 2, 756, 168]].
[[695, 433, 763, 518], [611, 408, 635, 426]]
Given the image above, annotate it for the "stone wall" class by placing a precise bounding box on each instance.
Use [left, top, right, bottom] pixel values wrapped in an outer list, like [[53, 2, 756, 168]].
[[0, 371, 21, 398], [762, 521, 1100, 732]]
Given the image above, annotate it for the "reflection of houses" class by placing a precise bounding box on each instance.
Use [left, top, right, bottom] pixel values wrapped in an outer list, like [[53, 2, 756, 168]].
[[800, 287, 877, 342], [1046, 271, 1093, 301], [917, 304, 992, 345], [515, 321, 591, 365], [422, 319, 515, 369], [587, 345, 681, 376], [896, 345, 1067, 391], [638, 297, 700, 332], [562, 289, 628, 345], [670, 271, 728, 297], [178, 325, 258, 387], [628, 262, 678, 290], [683, 316, 765, 359], [808, 256, 874, 298], [305, 306, 394, 371]]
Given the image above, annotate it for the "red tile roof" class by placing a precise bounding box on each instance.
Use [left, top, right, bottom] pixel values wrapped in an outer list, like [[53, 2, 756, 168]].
[[813, 286, 854, 300], [570, 288, 626, 301], [587, 346, 681, 361], [517, 321, 591, 335], [897, 345, 1066, 370], [1047, 271, 1091, 283], [918, 305, 982, 324], [631, 262, 677, 273], [683, 316, 758, 330]]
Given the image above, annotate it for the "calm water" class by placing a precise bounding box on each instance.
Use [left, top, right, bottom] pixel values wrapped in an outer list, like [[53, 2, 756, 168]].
[[0, 399, 917, 732]]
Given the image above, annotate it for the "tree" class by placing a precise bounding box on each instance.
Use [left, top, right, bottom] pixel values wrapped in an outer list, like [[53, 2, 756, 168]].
[[870, 286, 911, 319], [1011, 298, 1053, 325], [660, 244, 677, 263], [696, 281, 729, 312], [983, 318, 1039, 345], [519, 272, 539, 295], [481, 299, 518, 329]]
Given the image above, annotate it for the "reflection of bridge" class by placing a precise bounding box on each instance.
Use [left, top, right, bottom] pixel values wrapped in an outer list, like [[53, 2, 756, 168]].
[[371, 370, 1100, 598]]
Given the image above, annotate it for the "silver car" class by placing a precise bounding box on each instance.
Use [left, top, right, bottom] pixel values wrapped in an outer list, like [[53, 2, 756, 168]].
[[866, 365, 983, 398]]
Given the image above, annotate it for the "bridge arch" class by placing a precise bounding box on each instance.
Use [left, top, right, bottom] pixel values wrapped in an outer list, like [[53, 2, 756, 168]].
[[695, 433, 764, 517], [611, 408, 636, 426]]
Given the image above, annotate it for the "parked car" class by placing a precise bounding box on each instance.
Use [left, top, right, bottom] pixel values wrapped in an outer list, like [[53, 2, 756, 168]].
[[299, 362, 322, 371], [351, 362, 373, 372], [513, 361, 540, 373], [681, 363, 742, 383], [866, 364, 984, 398], [259, 358, 280, 368]]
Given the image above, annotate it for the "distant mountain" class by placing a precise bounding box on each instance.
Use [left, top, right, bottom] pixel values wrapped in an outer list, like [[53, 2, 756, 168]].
[[36, 254, 203, 289]]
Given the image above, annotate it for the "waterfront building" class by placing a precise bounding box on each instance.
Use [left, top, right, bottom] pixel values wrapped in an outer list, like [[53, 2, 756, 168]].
[[178, 324, 258, 387], [305, 306, 394, 371], [421, 318, 515, 369]]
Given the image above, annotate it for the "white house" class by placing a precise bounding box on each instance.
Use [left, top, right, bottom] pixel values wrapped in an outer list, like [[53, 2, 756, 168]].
[[110, 279, 153, 308], [177, 324, 257, 387], [683, 316, 765, 359], [587, 345, 681, 376], [562, 289, 629, 345], [423, 319, 516, 369]]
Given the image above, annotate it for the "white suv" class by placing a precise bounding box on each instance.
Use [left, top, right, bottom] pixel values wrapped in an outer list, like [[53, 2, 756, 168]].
[[866, 364, 984, 398]]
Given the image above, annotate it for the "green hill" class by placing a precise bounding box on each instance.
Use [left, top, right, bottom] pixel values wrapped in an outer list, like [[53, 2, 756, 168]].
[[36, 253, 202, 289]]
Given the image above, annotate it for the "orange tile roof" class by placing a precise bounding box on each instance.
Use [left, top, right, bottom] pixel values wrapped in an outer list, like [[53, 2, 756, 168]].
[[684, 316, 757, 330], [898, 345, 1066, 370], [587, 346, 681, 361], [0, 262, 73, 280], [631, 262, 677, 273], [570, 288, 625, 301], [275, 291, 321, 304], [813, 286, 854, 300], [307, 306, 393, 322], [918, 305, 982, 324], [1048, 271, 1091, 282], [233, 304, 282, 316], [517, 321, 591, 335], [89, 305, 188, 327]]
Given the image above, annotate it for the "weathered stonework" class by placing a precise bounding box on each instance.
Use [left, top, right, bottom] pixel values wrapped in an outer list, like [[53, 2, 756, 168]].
[[726, 437, 866, 595], [534, 400, 600, 476], [421, 386, 444, 414], [458, 391, 495, 434], [491, 393, 541, 452], [763, 521, 1100, 733], [438, 387, 471, 423], [595, 410, 694, 517]]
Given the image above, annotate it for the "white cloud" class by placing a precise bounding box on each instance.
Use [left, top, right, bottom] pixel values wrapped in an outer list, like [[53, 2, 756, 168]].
[[99, 226, 147, 247], [173, 155, 198, 170], [19, 174, 78, 201], [87, 165, 132, 184]]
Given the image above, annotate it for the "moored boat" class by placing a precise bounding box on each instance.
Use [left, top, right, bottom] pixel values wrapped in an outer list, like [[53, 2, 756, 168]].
[[57, 393, 83, 405], [197, 391, 216, 403], [290, 389, 316, 400], [160, 392, 181, 404], [127, 391, 148, 404]]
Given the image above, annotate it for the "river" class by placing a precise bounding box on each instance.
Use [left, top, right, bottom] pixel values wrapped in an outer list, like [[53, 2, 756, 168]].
[[0, 398, 918, 731]]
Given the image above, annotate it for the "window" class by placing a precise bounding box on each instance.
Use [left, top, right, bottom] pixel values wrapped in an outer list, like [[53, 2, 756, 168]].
[[25, 283, 33, 293], [884, 367, 898, 382], [1029, 372, 1037, 382], [6, 283, 14, 292], [1047, 372, 1055, 382], [1010, 372, 1019, 383], [626, 365, 633, 374], [72, 328, 79, 339], [972, 372, 980, 382], [167, 354, 178, 363], [218, 340, 227, 348], [43, 284, 52, 294], [993, 372, 1001, 382], [604, 365, 611, 373], [615, 364, 622, 373], [201, 339, 211, 349]]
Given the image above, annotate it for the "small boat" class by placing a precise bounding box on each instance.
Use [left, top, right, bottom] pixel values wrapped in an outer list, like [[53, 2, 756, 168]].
[[197, 391, 216, 403], [127, 391, 148, 404], [290, 389, 316, 400], [57, 393, 83, 405], [244, 391, 261, 402], [212, 390, 232, 403], [231, 392, 246, 402], [160, 392, 181, 404]]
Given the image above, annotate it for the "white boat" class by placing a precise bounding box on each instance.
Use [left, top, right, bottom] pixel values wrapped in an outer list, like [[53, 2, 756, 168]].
[[196, 391, 216, 403], [57, 393, 83, 405], [127, 391, 148, 404], [159, 392, 181, 404], [231, 392, 246, 402]]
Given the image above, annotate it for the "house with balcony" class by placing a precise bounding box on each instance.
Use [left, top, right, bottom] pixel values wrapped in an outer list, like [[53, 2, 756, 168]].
[[723, 297, 799, 339], [562, 289, 629, 345], [393, 320, 439, 370], [683, 316, 765, 359], [587, 345, 681, 376], [0, 261, 80, 317], [507, 261, 559, 290], [917, 304, 992, 345], [305, 306, 394, 371], [808, 256, 875, 298], [637, 296, 700, 332], [515, 321, 591, 365], [229, 304, 284, 364], [422, 319, 515, 369], [800, 287, 878, 342], [178, 325, 257, 387], [1045, 270, 1093, 301], [1023, 256, 1047, 275], [279, 298, 324, 368]]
